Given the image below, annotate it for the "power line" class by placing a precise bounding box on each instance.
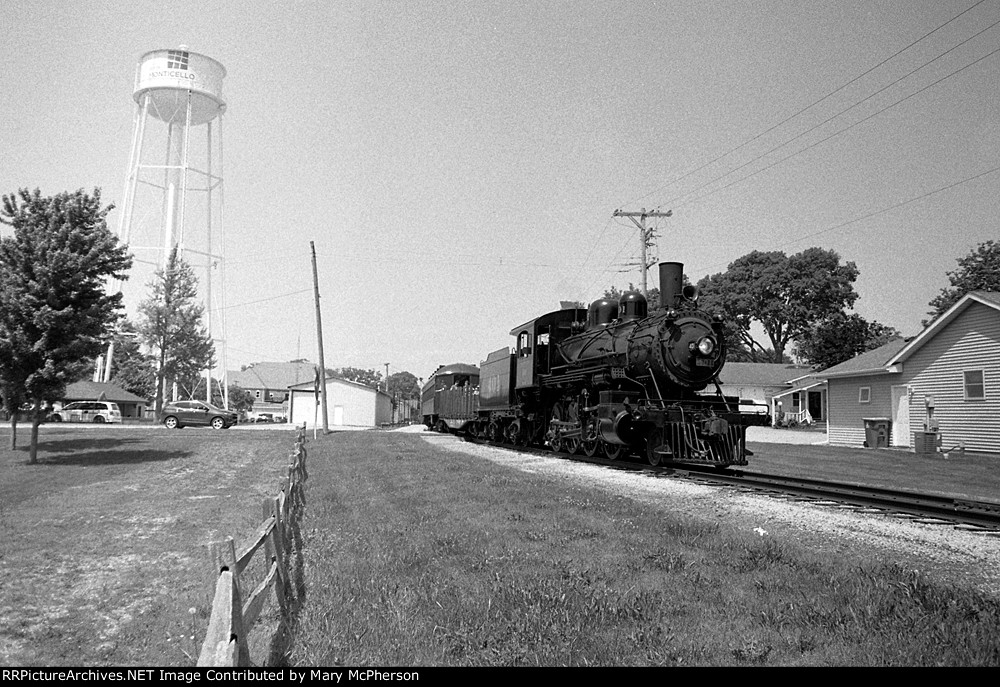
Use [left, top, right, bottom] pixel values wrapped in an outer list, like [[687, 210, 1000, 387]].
[[689, 164, 1000, 276], [211, 288, 313, 313], [675, 41, 1000, 211], [624, 0, 994, 211], [666, 15, 1000, 210]]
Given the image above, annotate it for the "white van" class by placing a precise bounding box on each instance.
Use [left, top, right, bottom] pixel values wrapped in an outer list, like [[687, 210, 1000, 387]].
[[50, 401, 123, 424]]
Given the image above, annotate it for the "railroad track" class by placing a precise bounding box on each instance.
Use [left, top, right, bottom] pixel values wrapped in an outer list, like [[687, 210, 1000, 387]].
[[462, 435, 1000, 533]]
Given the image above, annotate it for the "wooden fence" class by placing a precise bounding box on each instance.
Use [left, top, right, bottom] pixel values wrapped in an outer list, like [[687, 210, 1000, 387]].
[[197, 425, 309, 667]]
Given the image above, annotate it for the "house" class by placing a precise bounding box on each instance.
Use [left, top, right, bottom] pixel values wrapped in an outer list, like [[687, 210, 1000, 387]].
[[769, 375, 829, 425], [820, 292, 1000, 453], [61, 381, 149, 419], [229, 361, 319, 417], [716, 362, 813, 417], [287, 376, 392, 428]]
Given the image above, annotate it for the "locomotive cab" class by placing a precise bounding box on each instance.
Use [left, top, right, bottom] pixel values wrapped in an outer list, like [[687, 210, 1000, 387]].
[[510, 307, 588, 388]]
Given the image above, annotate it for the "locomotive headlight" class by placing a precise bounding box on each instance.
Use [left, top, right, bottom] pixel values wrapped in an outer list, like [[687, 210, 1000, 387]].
[[697, 336, 716, 356]]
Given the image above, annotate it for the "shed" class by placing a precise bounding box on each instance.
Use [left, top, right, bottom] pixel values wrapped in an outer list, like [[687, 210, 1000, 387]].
[[288, 376, 392, 428]]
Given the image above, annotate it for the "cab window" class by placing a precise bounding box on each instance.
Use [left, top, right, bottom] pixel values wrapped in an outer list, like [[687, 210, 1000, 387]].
[[518, 331, 532, 357]]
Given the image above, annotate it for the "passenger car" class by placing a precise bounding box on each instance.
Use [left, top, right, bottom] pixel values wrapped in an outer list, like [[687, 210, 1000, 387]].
[[160, 401, 239, 429], [49, 401, 122, 424]]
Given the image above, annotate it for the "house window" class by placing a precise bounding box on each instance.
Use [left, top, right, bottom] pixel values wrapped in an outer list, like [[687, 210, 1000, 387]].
[[964, 370, 985, 400], [858, 387, 871, 403]]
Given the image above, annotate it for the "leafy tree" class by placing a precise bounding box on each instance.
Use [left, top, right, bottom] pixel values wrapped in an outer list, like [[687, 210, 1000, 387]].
[[226, 384, 255, 413], [696, 248, 860, 363], [333, 367, 382, 390], [795, 313, 901, 370], [386, 371, 420, 400], [926, 240, 1000, 324], [107, 320, 157, 401], [0, 188, 131, 460], [136, 246, 216, 416]]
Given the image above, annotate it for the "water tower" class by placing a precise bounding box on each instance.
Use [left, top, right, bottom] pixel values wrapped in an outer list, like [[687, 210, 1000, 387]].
[[107, 47, 228, 405]]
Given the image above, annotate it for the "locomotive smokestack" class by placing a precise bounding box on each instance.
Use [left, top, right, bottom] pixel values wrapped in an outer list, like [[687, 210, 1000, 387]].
[[658, 262, 683, 309]]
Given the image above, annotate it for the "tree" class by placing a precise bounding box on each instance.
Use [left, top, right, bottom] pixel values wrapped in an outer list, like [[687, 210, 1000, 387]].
[[696, 248, 860, 363], [333, 367, 382, 390], [386, 371, 420, 400], [108, 320, 157, 401], [795, 313, 901, 370], [0, 188, 131, 461], [226, 384, 254, 413], [136, 246, 215, 416], [926, 240, 1000, 324]]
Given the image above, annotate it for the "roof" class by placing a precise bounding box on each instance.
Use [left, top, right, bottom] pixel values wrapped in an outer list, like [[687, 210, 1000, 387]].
[[289, 375, 391, 399], [771, 380, 826, 400], [718, 362, 812, 387], [818, 291, 1000, 380], [229, 361, 318, 390], [887, 291, 1000, 366], [816, 338, 909, 378], [432, 363, 480, 377], [63, 381, 148, 403]]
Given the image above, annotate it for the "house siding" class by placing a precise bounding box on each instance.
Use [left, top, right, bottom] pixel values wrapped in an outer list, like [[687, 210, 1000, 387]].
[[827, 301, 1000, 454], [827, 375, 901, 448], [900, 304, 1000, 453]]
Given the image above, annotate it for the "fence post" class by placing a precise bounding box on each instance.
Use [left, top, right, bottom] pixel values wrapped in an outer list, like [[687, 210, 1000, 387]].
[[263, 496, 289, 616], [201, 537, 250, 667]]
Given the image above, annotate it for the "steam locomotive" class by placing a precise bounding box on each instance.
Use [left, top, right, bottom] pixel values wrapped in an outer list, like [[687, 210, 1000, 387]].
[[424, 261, 770, 467]]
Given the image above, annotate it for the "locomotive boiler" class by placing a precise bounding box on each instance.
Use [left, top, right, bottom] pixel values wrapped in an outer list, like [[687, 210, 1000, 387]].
[[474, 261, 770, 466]]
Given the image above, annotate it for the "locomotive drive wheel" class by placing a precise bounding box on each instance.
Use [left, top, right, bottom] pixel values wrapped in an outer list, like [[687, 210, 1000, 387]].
[[646, 428, 665, 467], [550, 435, 563, 452], [563, 437, 581, 454], [582, 437, 602, 457], [603, 442, 625, 461]]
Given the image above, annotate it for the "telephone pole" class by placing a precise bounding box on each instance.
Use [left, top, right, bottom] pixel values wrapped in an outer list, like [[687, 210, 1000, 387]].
[[311, 241, 329, 433], [612, 208, 672, 296]]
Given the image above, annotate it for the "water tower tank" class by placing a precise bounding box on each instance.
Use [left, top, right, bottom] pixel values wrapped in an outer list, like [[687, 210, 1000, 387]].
[[133, 48, 226, 125]]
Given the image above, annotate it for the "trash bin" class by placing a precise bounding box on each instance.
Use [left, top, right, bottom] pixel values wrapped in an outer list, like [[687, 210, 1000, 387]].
[[863, 418, 891, 448]]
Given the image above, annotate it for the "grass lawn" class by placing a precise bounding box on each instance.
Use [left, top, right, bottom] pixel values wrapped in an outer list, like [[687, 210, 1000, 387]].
[[0, 425, 299, 666], [289, 431, 1000, 667], [745, 440, 1000, 503]]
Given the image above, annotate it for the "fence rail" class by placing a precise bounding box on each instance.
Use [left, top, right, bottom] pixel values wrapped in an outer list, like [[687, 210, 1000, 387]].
[[198, 424, 308, 667]]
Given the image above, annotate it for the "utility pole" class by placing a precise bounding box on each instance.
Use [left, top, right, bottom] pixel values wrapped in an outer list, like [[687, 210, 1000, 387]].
[[612, 208, 672, 296], [311, 241, 329, 434]]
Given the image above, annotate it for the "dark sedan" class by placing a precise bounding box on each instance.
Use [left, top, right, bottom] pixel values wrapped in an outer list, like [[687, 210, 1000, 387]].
[[160, 401, 239, 429]]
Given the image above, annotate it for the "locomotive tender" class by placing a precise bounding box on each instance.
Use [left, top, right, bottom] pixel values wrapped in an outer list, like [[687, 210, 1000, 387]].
[[427, 261, 771, 467]]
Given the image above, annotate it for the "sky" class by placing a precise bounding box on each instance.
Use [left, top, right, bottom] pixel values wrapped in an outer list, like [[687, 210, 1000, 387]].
[[2, 0, 998, 383]]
